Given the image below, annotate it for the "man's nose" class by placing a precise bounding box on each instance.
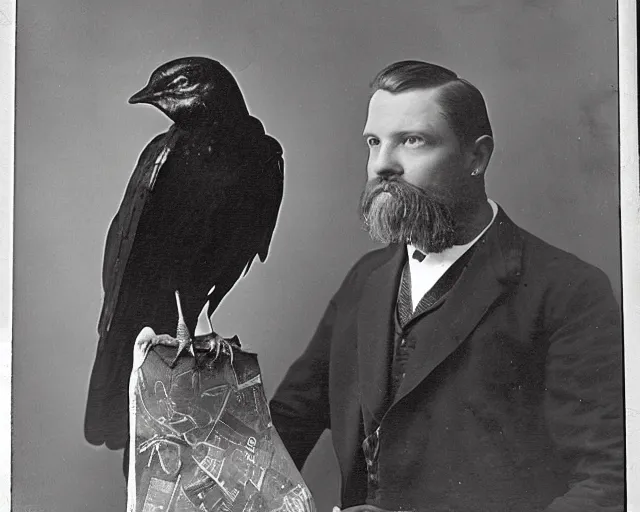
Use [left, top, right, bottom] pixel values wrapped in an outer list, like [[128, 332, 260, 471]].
[[368, 145, 402, 179]]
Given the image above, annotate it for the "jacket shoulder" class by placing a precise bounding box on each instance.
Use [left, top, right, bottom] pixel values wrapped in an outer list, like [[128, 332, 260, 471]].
[[352, 245, 397, 272], [518, 228, 611, 285], [513, 227, 619, 324], [331, 245, 397, 298]]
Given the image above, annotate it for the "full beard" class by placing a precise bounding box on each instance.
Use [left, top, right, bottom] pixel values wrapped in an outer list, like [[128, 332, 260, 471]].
[[359, 178, 458, 254]]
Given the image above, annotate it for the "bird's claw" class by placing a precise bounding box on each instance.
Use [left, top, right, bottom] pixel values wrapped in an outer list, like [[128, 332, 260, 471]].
[[208, 335, 235, 365], [137, 332, 193, 368], [169, 338, 193, 368], [145, 332, 234, 368], [150, 334, 180, 348]]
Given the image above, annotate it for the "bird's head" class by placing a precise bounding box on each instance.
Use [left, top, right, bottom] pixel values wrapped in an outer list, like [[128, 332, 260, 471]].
[[128, 56, 248, 127]]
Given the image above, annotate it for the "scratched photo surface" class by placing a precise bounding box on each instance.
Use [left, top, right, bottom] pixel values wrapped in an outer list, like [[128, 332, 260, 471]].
[[13, 1, 619, 512]]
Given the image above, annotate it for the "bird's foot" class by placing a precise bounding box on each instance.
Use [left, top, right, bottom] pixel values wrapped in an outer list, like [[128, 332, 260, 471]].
[[149, 334, 180, 348], [208, 335, 235, 365], [135, 331, 193, 368], [135, 332, 178, 354], [169, 337, 194, 368]]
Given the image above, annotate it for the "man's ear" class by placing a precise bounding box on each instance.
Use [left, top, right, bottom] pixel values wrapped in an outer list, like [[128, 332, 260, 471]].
[[467, 135, 494, 178]]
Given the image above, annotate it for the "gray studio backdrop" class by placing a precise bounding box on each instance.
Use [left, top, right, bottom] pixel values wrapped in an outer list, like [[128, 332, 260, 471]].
[[13, 1, 619, 511]]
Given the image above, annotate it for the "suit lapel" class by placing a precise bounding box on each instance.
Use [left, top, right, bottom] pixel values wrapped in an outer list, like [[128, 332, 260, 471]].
[[356, 245, 406, 427], [392, 208, 524, 408]]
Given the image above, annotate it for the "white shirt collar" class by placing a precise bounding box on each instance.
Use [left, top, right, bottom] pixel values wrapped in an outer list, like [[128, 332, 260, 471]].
[[406, 198, 499, 265]]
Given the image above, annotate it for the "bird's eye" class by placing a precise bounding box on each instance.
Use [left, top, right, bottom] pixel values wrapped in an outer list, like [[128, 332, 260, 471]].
[[170, 75, 189, 88], [403, 135, 425, 148], [366, 137, 380, 148]]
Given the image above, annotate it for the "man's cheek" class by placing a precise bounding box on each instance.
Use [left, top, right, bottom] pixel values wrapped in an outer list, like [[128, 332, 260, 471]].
[[366, 161, 377, 180]]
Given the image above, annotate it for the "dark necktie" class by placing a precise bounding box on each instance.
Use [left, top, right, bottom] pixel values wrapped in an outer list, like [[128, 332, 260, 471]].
[[412, 249, 426, 262]]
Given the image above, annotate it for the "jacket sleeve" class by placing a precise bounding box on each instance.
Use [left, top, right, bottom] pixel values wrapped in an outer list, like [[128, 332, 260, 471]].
[[543, 267, 625, 512], [269, 294, 337, 470]]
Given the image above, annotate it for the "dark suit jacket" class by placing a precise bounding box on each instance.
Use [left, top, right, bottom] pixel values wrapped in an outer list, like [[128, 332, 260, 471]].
[[270, 207, 624, 512]]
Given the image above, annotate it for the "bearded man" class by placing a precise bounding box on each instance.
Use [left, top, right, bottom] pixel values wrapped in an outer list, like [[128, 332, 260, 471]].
[[269, 61, 624, 512]]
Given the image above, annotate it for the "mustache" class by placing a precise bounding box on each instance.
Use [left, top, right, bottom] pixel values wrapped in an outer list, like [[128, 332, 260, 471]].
[[360, 177, 455, 225]]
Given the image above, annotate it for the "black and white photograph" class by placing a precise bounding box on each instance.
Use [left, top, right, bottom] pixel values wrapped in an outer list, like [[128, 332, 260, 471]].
[[5, 1, 639, 511]]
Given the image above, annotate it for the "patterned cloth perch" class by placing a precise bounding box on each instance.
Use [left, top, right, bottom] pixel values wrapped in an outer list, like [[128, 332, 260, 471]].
[[127, 329, 316, 512]]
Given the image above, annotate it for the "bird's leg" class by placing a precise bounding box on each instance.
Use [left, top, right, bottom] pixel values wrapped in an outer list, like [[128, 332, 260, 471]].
[[170, 336, 193, 368], [170, 290, 193, 368]]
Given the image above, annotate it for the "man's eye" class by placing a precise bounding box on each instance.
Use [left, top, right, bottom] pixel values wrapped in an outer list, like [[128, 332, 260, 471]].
[[404, 136, 425, 147], [366, 137, 380, 147]]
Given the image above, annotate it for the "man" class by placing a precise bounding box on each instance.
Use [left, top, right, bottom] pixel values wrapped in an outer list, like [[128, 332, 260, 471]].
[[269, 61, 624, 512]]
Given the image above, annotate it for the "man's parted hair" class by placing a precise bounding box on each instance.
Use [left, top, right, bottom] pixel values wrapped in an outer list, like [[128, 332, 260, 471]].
[[371, 60, 493, 147]]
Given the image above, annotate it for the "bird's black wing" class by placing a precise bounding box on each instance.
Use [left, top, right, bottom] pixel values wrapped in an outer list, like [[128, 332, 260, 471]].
[[85, 131, 173, 449], [100, 132, 166, 294], [254, 137, 284, 266], [188, 134, 284, 316]]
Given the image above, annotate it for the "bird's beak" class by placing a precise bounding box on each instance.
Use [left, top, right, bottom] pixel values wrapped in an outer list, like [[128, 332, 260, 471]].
[[128, 84, 159, 105]]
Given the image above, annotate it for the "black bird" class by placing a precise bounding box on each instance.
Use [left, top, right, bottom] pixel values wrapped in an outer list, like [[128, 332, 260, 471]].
[[84, 56, 284, 451]]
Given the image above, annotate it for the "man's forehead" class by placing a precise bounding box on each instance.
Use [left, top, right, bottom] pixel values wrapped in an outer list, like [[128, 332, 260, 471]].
[[364, 88, 446, 133]]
